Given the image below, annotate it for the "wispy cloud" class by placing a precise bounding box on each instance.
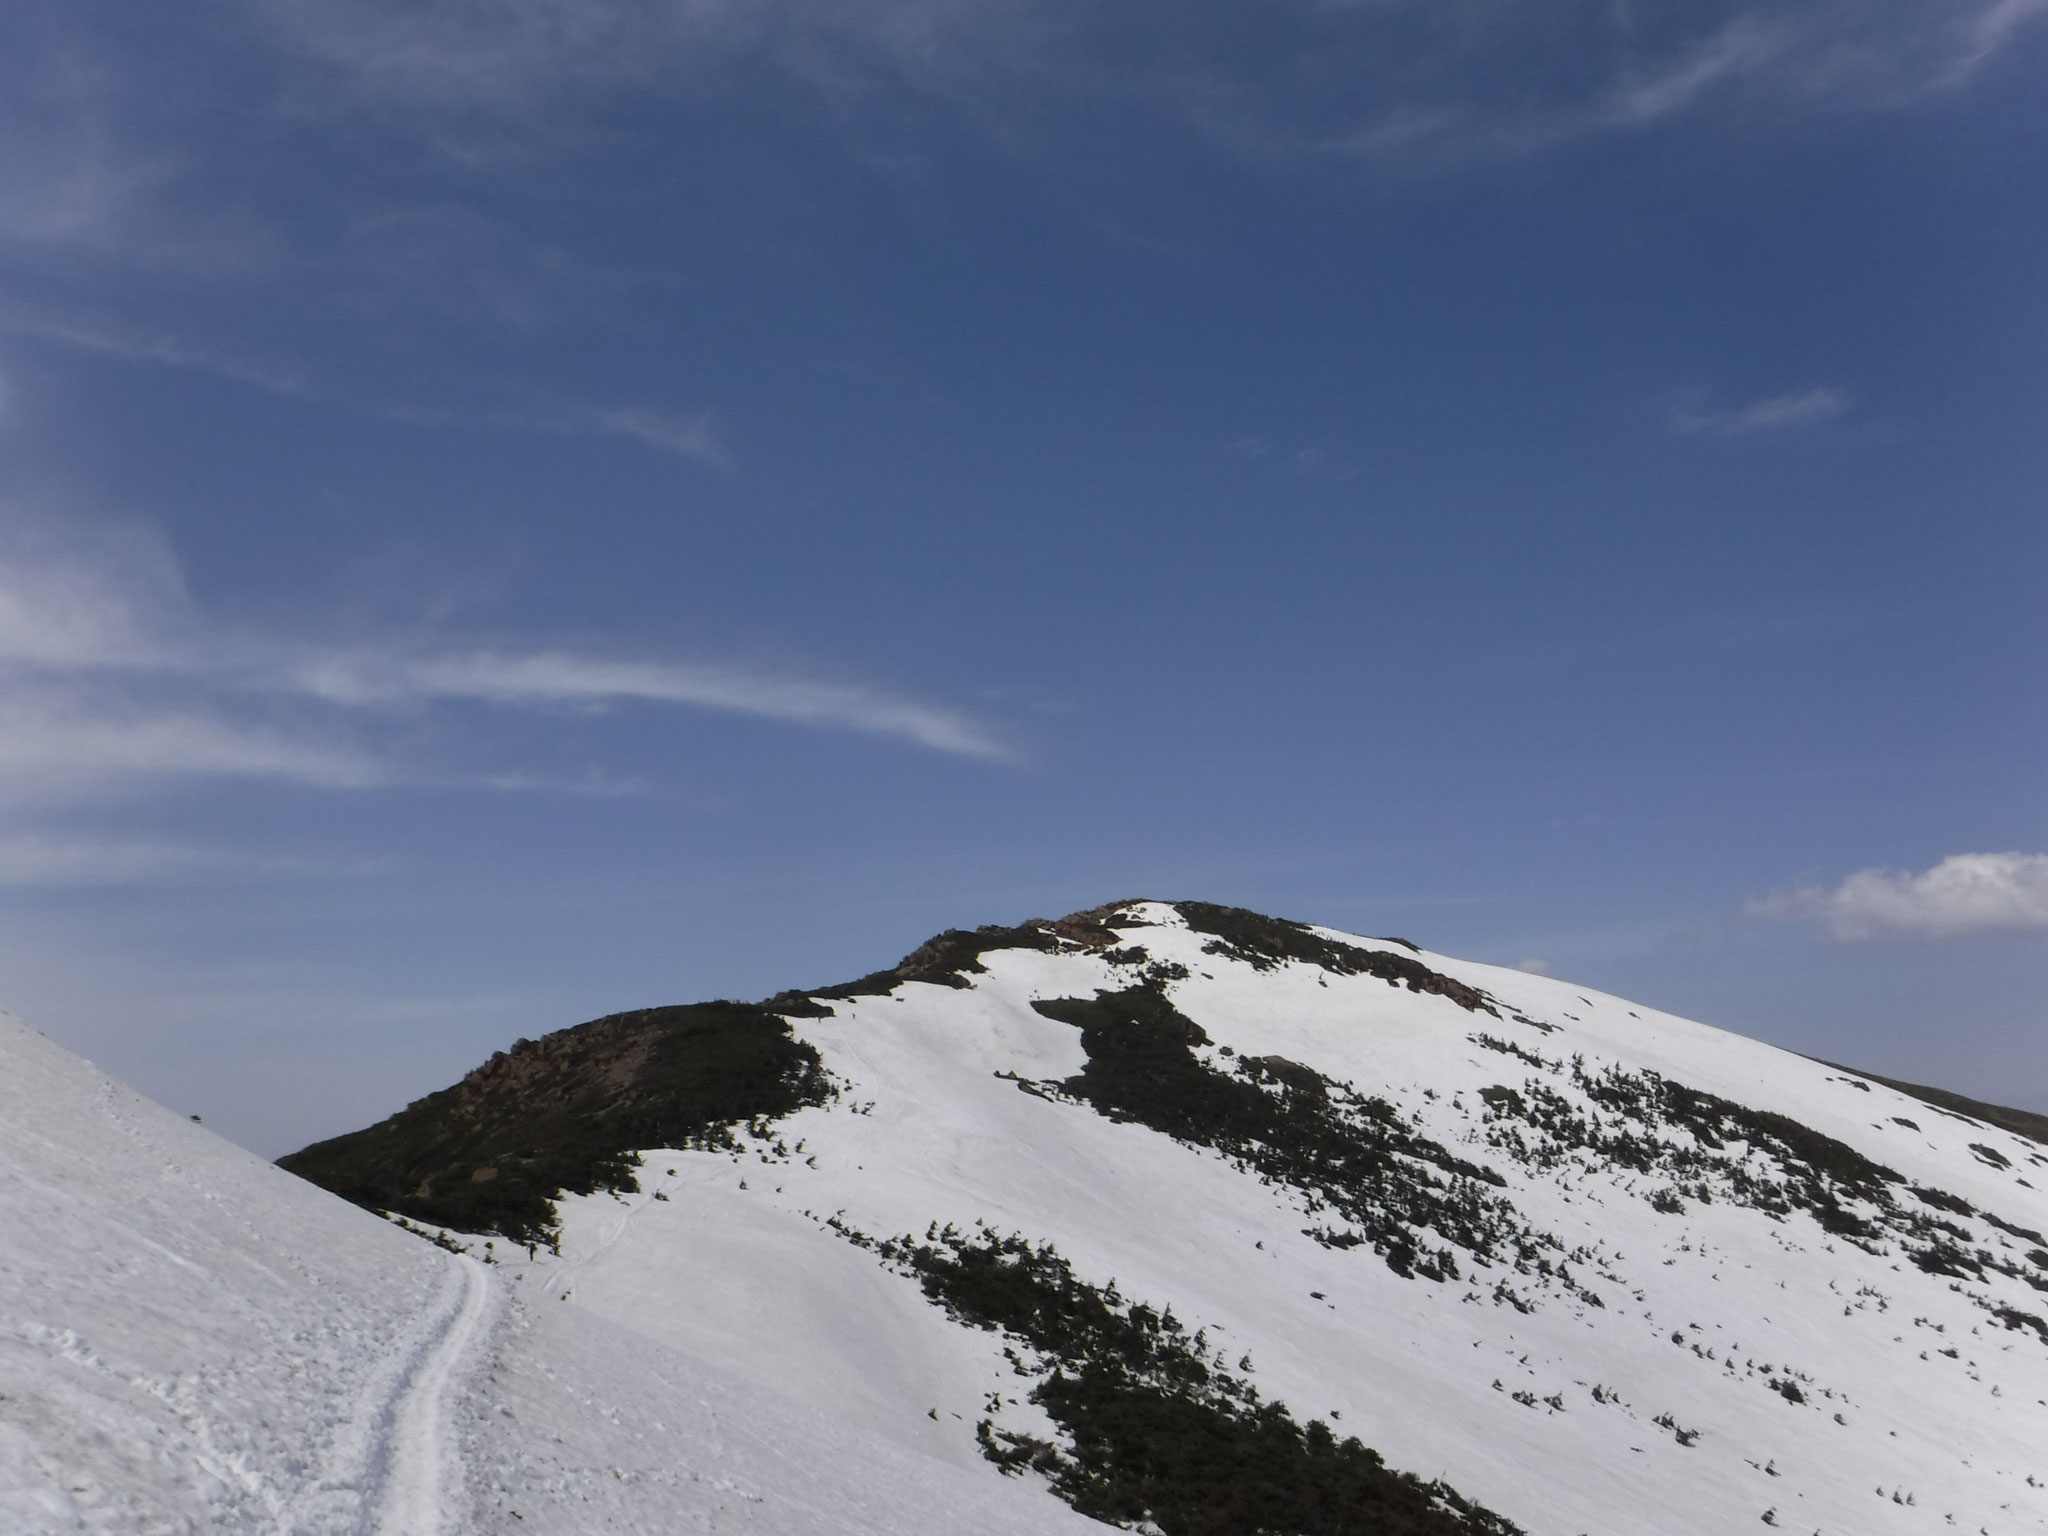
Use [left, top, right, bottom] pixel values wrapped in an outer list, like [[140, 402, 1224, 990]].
[[0, 45, 168, 254], [0, 511, 1006, 812], [1746, 852, 2048, 940], [1942, 0, 2048, 85], [0, 686, 381, 802], [544, 403, 736, 472], [245, 0, 2048, 171], [0, 308, 314, 398], [1, 306, 737, 473], [0, 831, 378, 887], [0, 516, 198, 668], [1604, 15, 1794, 128], [1672, 386, 1851, 438], [0, 25, 282, 276], [286, 649, 998, 758]]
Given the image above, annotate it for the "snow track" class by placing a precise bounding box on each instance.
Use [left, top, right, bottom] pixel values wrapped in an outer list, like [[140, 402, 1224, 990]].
[[364, 1254, 490, 1536]]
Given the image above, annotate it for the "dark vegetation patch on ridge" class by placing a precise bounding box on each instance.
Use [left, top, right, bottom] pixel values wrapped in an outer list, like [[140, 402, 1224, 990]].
[[1026, 985, 1602, 1298], [765, 904, 1139, 1008], [766, 900, 1491, 1015], [278, 1002, 833, 1246], [272, 897, 1488, 1251], [857, 1224, 1523, 1536], [1172, 902, 1497, 1015]]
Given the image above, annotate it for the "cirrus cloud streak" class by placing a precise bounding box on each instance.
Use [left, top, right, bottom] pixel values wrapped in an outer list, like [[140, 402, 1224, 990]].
[[0, 514, 1007, 815], [1672, 387, 1850, 438], [248, 0, 2048, 170], [289, 649, 1002, 761]]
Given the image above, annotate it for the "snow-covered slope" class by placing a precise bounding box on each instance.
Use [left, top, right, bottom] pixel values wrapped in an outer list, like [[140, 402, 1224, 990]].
[[290, 901, 2048, 1536], [0, 1005, 1102, 1536]]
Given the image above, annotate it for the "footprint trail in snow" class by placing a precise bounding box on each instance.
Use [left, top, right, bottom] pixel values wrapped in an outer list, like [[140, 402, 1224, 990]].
[[367, 1254, 490, 1536]]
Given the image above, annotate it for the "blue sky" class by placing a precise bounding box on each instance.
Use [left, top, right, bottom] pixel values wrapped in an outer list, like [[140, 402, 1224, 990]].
[[1, 0, 2043, 1155]]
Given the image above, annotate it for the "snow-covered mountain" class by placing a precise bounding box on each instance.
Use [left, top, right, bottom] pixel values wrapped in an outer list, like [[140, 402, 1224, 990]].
[[282, 901, 2048, 1536], [0, 1003, 1100, 1535], [10, 901, 2048, 1536]]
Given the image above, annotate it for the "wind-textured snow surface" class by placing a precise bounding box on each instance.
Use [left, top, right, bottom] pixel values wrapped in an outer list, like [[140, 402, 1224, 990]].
[[0, 1006, 1104, 1536], [489, 904, 2048, 1536]]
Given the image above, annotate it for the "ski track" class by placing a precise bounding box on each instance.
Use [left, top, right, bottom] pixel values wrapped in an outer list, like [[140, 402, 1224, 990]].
[[363, 1253, 490, 1536]]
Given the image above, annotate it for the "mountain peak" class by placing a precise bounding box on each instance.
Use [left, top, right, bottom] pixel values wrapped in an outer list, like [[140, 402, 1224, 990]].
[[277, 901, 2048, 1536]]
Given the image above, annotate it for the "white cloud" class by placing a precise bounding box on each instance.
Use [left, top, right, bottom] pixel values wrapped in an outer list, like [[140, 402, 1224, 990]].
[[1515, 957, 1555, 976], [288, 649, 1007, 759], [0, 64, 161, 254], [0, 31, 283, 277], [1673, 386, 1850, 437], [244, 0, 2048, 171], [251, 0, 742, 113], [0, 309, 313, 398], [0, 832, 213, 886], [1747, 852, 2048, 941], [0, 518, 190, 668], [0, 686, 381, 802], [1605, 16, 1792, 127], [0, 308, 739, 475], [0, 832, 375, 887], [0, 520, 385, 803], [553, 404, 735, 472], [1943, 0, 2048, 84], [0, 511, 1006, 811]]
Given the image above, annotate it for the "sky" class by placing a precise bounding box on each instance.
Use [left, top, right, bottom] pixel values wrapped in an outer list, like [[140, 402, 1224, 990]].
[[0, 0, 2043, 1157]]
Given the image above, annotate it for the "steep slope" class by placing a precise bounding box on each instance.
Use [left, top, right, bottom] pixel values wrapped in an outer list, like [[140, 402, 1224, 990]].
[[0, 1005, 1104, 1536], [279, 1000, 833, 1245], [288, 901, 2048, 1536]]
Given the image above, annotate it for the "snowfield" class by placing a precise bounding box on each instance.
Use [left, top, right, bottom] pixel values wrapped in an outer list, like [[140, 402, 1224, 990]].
[[0, 1005, 1102, 1536], [498, 905, 2048, 1536], [7, 900, 2048, 1536]]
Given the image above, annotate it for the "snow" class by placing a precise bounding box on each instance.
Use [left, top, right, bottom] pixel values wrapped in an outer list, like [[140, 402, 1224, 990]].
[[0, 1006, 1103, 1536], [503, 904, 2048, 1536], [7, 899, 2048, 1536], [369, 1255, 488, 1536]]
